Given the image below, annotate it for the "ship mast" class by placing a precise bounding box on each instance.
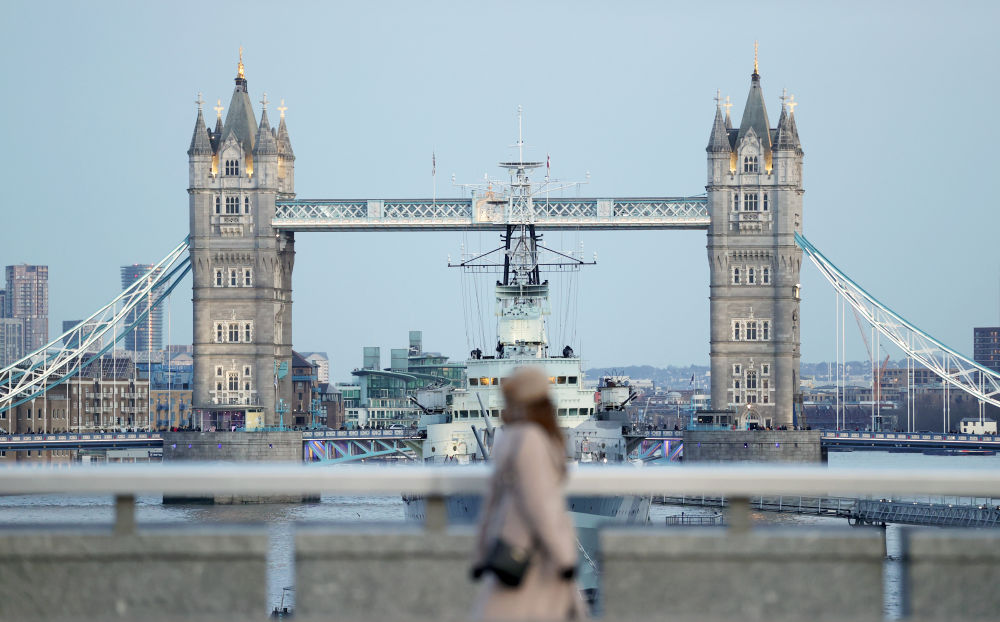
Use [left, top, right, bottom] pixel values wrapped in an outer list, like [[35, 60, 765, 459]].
[[452, 107, 592, 359]]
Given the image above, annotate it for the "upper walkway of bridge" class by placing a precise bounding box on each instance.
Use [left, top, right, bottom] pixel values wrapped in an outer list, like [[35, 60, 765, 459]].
[[273, 196, 709, 231]]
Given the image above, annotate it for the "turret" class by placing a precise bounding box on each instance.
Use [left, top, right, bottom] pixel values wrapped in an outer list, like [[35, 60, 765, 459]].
[[252, 96, 278, 185], [276, 100, 295, 195], [188, 94, 213, 186]]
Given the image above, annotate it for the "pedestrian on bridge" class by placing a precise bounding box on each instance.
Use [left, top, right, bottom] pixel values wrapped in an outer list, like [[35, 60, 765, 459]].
[[471, 366, 585, 620]]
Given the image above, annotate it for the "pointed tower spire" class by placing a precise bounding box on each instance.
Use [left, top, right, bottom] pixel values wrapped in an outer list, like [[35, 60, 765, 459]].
[[707, 90, 731, 153], [222, 50, 257, 154], [276, 99, 294, 158], [188, 93, 212, 156], [735, 42, 771, 162], [253, 92, 278, 156]]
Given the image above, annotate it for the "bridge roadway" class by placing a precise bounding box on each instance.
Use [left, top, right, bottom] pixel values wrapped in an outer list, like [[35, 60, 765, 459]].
[[643, 429, 1000, 451], [4, 428, 1000, 452]]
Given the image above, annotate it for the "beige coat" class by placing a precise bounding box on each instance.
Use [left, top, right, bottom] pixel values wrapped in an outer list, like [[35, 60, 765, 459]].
[[472, 423, 586, 621]]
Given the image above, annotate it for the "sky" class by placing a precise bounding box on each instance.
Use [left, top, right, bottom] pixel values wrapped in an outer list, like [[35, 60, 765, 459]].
[[2, 1, 998, 383]]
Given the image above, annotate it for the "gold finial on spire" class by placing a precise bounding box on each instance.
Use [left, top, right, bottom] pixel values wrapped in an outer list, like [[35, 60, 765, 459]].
[[214, 99, 224, 119], [238, 46, 245, 79], [195, 92, 204, 112], [723, 95, 733, 117], [753, 41, 759, 74], [786, 94, 798, 114], [277, 99, 288, 119], [260, 92, 269, 110]]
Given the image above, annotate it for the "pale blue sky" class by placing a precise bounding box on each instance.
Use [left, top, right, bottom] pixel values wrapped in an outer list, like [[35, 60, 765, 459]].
[[2, 1, 997, 382]]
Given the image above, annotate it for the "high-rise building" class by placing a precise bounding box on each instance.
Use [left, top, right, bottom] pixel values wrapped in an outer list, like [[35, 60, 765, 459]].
[[120, 264, 164, 353], [0, 318, 24, 367], [706, 57, 804, 428], [5, 264, 48, 352], [301, 351, 330, 383], [974, 327, 1000, 373]]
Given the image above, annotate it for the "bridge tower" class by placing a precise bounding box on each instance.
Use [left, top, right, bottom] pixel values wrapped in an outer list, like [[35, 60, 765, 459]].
[[706, 57, 803, 428], [187, 55, 296, 426]]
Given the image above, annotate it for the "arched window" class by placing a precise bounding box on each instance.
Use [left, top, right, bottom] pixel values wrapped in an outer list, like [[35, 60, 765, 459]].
[[734, 379, 741, 390], [215, 196, 221, 214], [228, 373, 239, 392], [229, 269, 238, 287], [244, 366, 252, 376], [762, 321, 770, 341], [215, 323, 224, 343], [244, 197, 250, 214], [744, 193, 759, 211], [216, 381, 223, 391], [743, 155, 759, 173], [746, 371, 758, 390], [763, 267, 770, 284], [244, 322, 252, 343], [747, 322, 758, 341], [228, 323, 240, 343], [214, 269, 223, 287], [733, 322, 742, 341], [763, 192, 769, 211], [225, 159, 240, 176], [748, 268, 756, 284], [225, 196, 240, 214], [733, 267, 741, 284], [732, 192, 739, 212], [243, 269, 252, 287]]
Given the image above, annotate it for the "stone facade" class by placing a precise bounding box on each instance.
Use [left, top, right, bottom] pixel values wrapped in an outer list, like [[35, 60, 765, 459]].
[[188, 61, 296, 426], [683, 430, 824, 462], [707, 67, 804, 428]]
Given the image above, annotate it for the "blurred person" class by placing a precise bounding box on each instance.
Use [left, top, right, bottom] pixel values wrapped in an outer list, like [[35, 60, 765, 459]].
[[471, 366, 585, 620]]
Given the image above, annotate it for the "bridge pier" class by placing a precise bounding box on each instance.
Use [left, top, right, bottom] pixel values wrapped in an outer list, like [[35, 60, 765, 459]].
[[683, 429, 825, 463], [162, 431, 317, 503]]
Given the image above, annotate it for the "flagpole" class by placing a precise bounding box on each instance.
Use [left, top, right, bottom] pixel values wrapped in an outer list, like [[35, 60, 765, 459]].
[[432, 150, 437, 204]]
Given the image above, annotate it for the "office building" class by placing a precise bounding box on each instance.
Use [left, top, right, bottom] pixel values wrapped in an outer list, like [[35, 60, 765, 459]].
[[5, 264, 48, 352], [120, 264, 164, 353], [974, 327, 1000, 373]]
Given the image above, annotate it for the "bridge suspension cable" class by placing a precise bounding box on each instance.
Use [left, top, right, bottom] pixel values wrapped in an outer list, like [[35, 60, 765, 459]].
[[796, 233, 1000, 409], [0, 239, 191, 416]]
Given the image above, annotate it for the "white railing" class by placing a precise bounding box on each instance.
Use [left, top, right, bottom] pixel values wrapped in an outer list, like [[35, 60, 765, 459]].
[[2, 464, 998, 497]]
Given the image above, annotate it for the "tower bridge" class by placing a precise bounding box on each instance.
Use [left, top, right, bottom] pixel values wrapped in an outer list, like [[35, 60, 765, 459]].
[[2, 54, 998, 436]]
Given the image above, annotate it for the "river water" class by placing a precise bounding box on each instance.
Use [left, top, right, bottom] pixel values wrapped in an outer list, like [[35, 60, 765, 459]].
[[1, 450, 996, 616]]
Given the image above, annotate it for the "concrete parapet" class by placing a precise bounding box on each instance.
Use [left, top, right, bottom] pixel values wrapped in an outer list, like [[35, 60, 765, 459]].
[[904, 528, 1000, 620], [295, 525, 476, 621], [683, 430, 825, 462], [600, 526, 883, 621], [162, 431, 315, 503], [0, 525, 267, 619]]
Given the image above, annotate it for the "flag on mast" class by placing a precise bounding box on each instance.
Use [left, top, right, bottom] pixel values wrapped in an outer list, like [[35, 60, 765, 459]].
[[546, 153, 550, 177], [432, 151, 436, 177]]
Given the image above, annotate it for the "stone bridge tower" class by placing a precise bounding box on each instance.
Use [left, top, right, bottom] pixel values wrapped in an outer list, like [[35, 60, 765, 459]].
[[187, 56, 296, 426], [706, 59, 803, 428]]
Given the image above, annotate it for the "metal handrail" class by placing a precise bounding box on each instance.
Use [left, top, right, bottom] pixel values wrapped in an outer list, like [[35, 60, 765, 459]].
[[2, 464, 1000, 498]]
